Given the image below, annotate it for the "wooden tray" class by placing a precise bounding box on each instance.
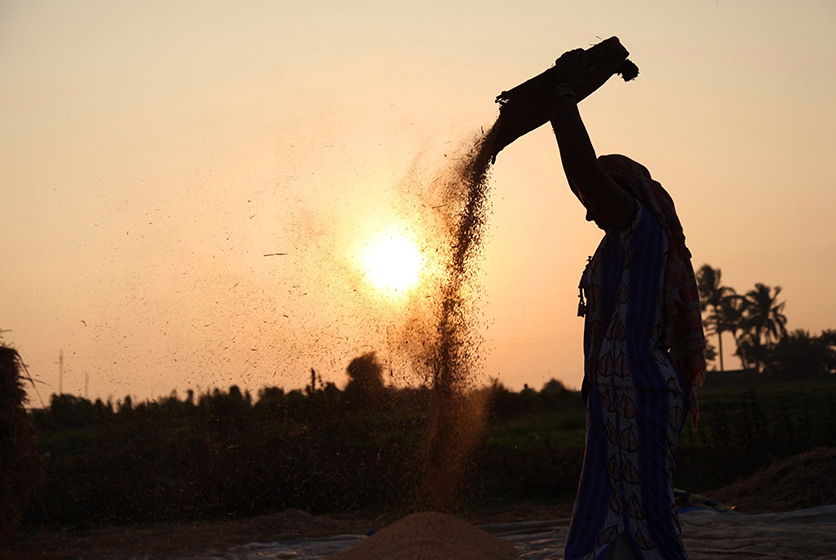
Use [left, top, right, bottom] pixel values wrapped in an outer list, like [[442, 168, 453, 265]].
[[492, 36, 638, 158]]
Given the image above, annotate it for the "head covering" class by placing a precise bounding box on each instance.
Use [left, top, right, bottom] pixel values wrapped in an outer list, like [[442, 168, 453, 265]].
[[598, 154, 706, 427]]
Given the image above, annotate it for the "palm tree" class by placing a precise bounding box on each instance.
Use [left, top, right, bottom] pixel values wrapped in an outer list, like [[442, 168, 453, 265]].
[[696, 265, 737, 371], [738, 283, 788, 372], [743, 284, 788, 345], [718, 293, 747, 350]]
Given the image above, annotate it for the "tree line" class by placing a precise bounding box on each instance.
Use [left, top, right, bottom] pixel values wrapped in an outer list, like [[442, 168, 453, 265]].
[[11, 346, 835, 528], [697, 264, 836, 378], [24, 359, 586, 526]]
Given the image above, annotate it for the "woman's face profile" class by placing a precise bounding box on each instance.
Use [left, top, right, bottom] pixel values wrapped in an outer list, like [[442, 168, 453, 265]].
[[571, 185, 612, 230]]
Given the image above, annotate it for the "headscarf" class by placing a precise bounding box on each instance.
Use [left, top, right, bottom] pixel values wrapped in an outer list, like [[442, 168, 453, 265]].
[[598, 154, 706, 427]]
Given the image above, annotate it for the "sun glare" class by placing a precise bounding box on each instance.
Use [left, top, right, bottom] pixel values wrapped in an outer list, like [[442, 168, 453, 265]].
[[362, 232, 424, 294]]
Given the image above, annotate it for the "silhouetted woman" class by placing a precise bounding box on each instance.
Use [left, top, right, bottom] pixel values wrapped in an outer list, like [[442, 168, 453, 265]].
[[550, 50, 706, 560]]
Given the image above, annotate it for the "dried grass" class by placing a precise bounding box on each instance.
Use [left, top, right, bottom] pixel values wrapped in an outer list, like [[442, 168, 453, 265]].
[[0, 347, 44, 542]]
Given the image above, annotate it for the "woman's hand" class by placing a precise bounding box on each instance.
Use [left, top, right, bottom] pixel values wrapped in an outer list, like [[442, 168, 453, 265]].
[[554, 49, 591, 86]]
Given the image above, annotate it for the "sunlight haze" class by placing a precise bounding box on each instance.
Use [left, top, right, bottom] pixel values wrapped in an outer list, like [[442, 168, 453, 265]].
[[2, 1, 835, 404]]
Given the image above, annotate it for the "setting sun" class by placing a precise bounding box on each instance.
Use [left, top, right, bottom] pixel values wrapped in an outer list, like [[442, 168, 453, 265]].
[[361, 231, 424, 294]]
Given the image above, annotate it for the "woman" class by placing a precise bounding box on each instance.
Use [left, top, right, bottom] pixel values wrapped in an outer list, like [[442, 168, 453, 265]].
[[550, 51, 706, 560]]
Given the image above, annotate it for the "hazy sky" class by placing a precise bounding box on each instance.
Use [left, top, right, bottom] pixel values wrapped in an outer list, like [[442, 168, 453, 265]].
[[2, 1, 835, 404]]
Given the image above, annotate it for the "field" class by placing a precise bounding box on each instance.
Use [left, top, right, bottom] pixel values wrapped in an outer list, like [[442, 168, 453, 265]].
[[19, 375, 836, 530]]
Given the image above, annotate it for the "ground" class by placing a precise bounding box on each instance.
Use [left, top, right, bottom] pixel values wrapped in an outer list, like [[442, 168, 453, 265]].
[[3, 503, 574, 560], [6, 447, 836, 559]]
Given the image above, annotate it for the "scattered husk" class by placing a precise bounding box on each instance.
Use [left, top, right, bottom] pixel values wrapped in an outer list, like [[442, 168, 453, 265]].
[[418, 126, 497, 511], [332, 511, 518, 560]]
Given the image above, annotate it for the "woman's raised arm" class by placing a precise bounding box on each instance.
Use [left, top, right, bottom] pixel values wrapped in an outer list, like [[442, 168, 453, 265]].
[[549, 51, 632, 229]]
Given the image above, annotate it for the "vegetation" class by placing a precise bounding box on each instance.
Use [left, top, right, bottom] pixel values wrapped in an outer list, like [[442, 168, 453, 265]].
[[23, 371, 836, 528], [678, 381, 836, 491], [697, 264, 836, 377], [11, 263, 836, 530], [0, 346, 44, 542]]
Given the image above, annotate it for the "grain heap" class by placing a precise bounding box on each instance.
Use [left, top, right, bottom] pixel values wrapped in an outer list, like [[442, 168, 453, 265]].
[[707, 447, 836, 513], [332, 511, 518, 560]]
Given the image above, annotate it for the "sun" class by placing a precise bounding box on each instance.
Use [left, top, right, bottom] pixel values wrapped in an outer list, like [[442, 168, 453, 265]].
[[361, 231, 424, 294]]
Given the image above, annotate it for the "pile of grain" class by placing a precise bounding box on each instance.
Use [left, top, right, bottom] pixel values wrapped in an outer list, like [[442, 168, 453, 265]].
[[707, 447, 836, 513], [332, 511, 518, 560]]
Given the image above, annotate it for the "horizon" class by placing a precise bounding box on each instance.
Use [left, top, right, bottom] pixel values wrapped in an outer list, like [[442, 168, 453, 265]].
[[3, 1, 836, 404]]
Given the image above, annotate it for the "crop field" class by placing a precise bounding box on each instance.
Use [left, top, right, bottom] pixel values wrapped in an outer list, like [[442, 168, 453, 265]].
[[25, 376, 836, 528]]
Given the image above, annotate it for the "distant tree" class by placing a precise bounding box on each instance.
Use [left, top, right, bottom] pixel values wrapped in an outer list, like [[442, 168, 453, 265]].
[[198, 386, 252, 432], [697, 265, 738, 371], [538, 378, 581, 412], [485, 380, 521, 419], [703, 341, 718, 365], [737, 284, 788, 372], [344, 352, 385, 411], [744, 284, 789, 345], [254, 386, 287, 420], [718, 293, 747, 349], [48, 394, 98, 429], [119, 395, 133, 414], [541, 378, 569, 394], [736, 333, 769, 372], [766, 329, 836, 380], [321, 381, 342, 407], [284, 389, 307, 419]]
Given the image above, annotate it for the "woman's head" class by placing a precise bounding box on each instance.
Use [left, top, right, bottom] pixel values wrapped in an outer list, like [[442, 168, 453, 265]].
[[598, 153, 706, 398], [598, 155, 646, 199], [598, 154, 683, 245], [568, 176, 621, 230]]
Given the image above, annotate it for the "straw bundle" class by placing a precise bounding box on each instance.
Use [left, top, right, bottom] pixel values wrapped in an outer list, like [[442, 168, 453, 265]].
[[0, 347, 44, 541]]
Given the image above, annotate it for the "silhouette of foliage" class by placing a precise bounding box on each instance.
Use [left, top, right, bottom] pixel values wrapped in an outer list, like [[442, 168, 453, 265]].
[[344, 352, 386, 411], [766, 329, 836, 380], [677, 385, 836, 491], [696, 264, 828, 377], [736, 283, 788, 372], [20, 354, 836, 529], [697, 264, 737, 371]]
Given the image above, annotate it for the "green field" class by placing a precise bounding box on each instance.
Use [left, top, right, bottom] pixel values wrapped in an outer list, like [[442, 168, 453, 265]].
[[25, 377, 836, 527]]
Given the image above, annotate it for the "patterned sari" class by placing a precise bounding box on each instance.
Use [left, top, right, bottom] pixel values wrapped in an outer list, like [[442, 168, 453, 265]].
[[564, 202, 690, 560]]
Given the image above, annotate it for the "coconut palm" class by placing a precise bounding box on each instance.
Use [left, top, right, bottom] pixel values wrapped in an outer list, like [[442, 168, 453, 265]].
[[743, 284, 788, 345], [718, 293, 747, 347], [737, 283, 788, 372], [696, 265, 737, 371]]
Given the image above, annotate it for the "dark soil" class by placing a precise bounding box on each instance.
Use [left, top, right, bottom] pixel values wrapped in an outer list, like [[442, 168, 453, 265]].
[[3, 503, 573, 560], [4, 509, 375, 560], [8, 447, 835, 559], [706, 446, 836, 513]]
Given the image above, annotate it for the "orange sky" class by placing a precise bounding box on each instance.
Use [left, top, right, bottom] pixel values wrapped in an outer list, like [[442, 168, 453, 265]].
[[2, 1, 835, 404]]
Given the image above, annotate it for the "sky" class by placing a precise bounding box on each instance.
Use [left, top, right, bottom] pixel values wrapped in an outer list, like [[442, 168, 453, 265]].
[[2, 1, 835, 405]]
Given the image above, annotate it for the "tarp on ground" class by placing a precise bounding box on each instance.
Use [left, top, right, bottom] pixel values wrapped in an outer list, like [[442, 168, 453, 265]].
[[179, 505, 836, 560]]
